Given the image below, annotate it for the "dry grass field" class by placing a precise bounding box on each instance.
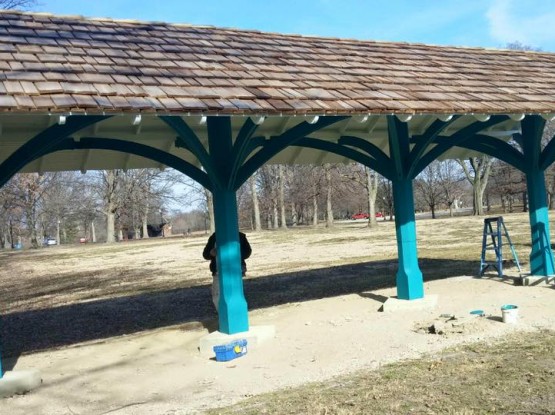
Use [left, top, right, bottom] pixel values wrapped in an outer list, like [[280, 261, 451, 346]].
[[0, 211, 554, 414]]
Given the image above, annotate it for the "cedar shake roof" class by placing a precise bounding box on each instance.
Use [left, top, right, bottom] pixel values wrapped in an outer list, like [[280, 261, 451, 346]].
[[1, 11, 555, 115]]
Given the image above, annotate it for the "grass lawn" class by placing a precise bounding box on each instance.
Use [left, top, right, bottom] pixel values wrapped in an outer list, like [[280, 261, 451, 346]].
[[207, 330, 555, 415], [0, 210, 553, 414]]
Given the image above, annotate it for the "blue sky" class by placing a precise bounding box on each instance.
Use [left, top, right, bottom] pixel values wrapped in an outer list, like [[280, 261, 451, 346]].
[[36, 0, 555, 51]]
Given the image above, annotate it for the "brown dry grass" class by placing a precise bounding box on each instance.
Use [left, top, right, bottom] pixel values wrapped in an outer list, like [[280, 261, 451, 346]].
[[207, 330, 555, 415], [0, 211, 553, 414], [0, 212, 534, 358]]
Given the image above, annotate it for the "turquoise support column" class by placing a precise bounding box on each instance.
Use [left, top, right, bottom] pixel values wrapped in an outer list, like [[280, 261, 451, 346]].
[[387, 115, 424, 300], [525, 168, 555, 275], [206, 116, 249, 334], [521, 115, 555, 276], [212, 188, 249, 333], [392, 178, 424, 299]]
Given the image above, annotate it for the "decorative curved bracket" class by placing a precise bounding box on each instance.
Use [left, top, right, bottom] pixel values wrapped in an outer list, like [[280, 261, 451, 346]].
[[407, 116, 460, 178], [451, 134, 524, 170], [294, 137, 392, 179], [0, 115, 111, 188], [33, 137, 212, 191], [235, 116, 348, 189], [160, 116, 218, 186], [412, 115, 510, 177]]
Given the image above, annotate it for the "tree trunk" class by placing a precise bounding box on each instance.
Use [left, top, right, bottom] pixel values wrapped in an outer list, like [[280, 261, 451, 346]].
[[325, 164, 334, 228], [28, 205, 39, 248], [56, 219, 61, 245], [104, 170, 117, 243], [473, 184, 484, 215], [279, 165, 287, 229], [459, 157, 492, 216], [291, 201, 297, 227], [117, 228, 123, 241], [366, 167, 378, 228], [250, 175, 262, 231], [142, 214, 149, 239], [273, 199, 279, 229], [106, 211, 116, 242], [312, 194, 318, 226], [206, 189, 215, 234], [430, 204, 436, 219], [91, 220, 96, 243], [522, 190, 528, 212]]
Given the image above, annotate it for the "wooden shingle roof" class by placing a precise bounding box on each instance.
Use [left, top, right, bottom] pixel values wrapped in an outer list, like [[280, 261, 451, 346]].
[[1, 11, 555, 115]]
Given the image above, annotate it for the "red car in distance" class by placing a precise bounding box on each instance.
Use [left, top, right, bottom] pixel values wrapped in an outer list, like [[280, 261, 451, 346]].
[[351, 212, 384, 220]]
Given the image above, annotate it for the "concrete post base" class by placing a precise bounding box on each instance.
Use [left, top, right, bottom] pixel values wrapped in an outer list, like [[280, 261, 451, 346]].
[[0, 370, 42, 398], [521, 275, 555, 286], [381, 295, 438, 312], [199, 325, 275, 357]]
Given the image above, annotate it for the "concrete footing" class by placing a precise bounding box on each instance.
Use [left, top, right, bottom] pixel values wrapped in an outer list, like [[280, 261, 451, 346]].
[[0, 370, 42, 398], [381, 294, 438, 312], [521, 275, 555, 286], [199, 325, 275, 357]]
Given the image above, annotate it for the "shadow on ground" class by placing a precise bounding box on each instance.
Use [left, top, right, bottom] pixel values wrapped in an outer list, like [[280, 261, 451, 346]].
[[1, 257, 477, 362]]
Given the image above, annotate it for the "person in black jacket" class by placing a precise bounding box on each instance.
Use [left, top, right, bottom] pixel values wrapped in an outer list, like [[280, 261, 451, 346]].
[[203, 232, 252, 311]]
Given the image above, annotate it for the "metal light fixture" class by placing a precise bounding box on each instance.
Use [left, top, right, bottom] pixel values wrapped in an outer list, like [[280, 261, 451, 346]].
[[437, 114, 454, 122], [396, 114, 413, 122], [473, 114, 491, 122], [251, 116, 266, 125], [306, 115, 319, 124], [509, 114, 525, 121]]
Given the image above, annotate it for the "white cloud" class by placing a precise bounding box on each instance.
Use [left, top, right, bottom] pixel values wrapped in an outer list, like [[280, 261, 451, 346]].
[[487, 0, 555, 48]]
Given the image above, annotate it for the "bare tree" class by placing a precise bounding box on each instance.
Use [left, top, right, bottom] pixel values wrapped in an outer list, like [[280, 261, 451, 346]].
[[0, 0, 37, 10], [488, 160, 525, 213], [324, 164, 334, 228], [379, 177, 394, 220], [414, 162, 444, 219], [6, 173, 55, 248], [458, 156, 494, 215], [205, 189, 215, 234], [437, 160, 465, 217], [257, 165, 281, 229], [99, 170, 121, 243], [365, 167, 379, 226], [249, 174, 262, 231], [278, 165, 288, 229], [0, 178, 23, 248]]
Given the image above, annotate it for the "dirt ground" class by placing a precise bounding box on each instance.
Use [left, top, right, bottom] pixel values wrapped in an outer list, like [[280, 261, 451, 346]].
[[0, 216, 554, 414]]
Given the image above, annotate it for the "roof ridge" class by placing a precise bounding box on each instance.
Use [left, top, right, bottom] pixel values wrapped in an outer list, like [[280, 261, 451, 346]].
[[0, 9, 551, 56]]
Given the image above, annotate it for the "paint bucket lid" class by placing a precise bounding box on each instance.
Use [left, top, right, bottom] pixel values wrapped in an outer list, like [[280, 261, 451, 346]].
[[501, 304, 518, 310], [470, 309, 485, 316]]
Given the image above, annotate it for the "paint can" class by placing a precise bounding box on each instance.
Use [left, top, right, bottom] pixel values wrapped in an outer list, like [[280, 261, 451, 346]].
[[501, 304, 518, 324]]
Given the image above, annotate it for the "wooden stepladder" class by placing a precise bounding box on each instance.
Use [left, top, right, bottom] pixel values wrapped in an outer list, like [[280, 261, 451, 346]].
[[479, 216, 522, 276]]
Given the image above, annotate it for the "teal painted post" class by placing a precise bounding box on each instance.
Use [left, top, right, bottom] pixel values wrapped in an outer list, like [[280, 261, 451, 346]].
[[525, 169, 555, 275], [212, 189, 249, 333], [387, 116, 424, 300], [206, 117, 249, 334], [392, 178, 424, 299], [522, 116, 555, 276]]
